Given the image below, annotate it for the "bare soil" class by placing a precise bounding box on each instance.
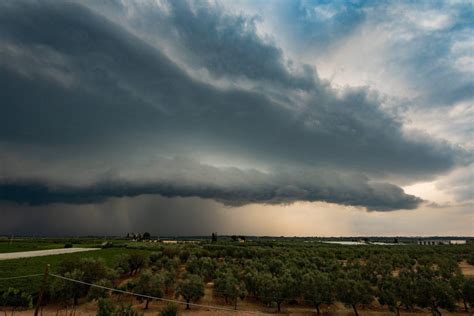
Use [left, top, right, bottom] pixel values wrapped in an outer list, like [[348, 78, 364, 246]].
[[460, 260, 474, 277]]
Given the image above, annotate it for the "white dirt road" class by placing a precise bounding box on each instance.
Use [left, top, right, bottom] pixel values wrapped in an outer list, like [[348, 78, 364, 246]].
[[0, 248, 99, 260]]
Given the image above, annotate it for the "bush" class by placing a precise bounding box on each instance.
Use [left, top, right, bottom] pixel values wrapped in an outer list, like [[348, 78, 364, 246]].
[[97, 298, 115, 316], [149, 251, 163, 264], [467, 254, 474, 266], [159, 303, 179, 316], [96, 299, 143, 316], [115, 304, 143, 316], [64, 243, 73, 248], [0, 288, 33, 309]]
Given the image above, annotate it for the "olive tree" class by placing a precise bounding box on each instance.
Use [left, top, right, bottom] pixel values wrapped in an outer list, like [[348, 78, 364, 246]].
[[302, 272, 334, 315], [133, 270, 163, 309], [214, 270, 246, 309], [415, 277, 455, 316], [335, 278, 373, 316], [52, 258, 114, 306], [88, 279, 113, 301], [377, 276, 402, 316], [257, 272, 296, 312], [175, 274, 205, 309], [461, 278, 474, 312]]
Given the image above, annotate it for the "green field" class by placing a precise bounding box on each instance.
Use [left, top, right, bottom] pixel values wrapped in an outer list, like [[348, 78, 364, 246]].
[[0, 237, 130, 253], [0, 241, 63, 253], [0, 248, 149, 294], [0, 237, 133, 294]]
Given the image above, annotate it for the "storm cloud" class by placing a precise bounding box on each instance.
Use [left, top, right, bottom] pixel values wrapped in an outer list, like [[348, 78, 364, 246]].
[[0, 0, 470, 216], [0, 157, 422, 211]]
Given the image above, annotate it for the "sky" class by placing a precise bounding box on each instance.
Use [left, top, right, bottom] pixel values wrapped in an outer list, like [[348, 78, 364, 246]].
[[0, 0, 472, 236]]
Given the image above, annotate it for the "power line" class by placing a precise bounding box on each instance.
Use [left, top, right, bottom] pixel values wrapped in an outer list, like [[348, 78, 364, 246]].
[[48, 273, 263, 315], [0, 273, 43, 280], [0, 273, 295, 306], [0, 272, 289, 312]]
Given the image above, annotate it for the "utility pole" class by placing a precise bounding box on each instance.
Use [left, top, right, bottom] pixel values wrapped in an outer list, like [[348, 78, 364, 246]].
[[34, 264, 50, 316]]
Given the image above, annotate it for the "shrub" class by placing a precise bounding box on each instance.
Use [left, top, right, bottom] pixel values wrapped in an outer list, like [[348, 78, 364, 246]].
[[0, 288, 33, 308], [159, 303, 179, 316], [96, 299, 143, 316], [115, 304, 143, 316], [467, 254, 474, 266], [97, 298, 115, 316]]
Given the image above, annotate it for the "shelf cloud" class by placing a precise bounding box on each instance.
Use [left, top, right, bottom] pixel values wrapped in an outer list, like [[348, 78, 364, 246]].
[[0, 157, 422, 211], [0, 0, 471, 220]]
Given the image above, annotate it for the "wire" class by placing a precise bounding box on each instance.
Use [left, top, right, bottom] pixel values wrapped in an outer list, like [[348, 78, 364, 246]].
[[0, 273, 43, 280], [48, 273, 262, 315], [0, 272, 285, 312]]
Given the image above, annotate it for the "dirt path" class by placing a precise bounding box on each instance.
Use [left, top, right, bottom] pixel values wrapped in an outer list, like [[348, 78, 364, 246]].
[[0, 247, 99, 260], [460, 260, 474, 277]]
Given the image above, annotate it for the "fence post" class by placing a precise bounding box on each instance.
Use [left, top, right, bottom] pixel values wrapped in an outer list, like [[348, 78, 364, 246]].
[[34, 264, 50, 316]]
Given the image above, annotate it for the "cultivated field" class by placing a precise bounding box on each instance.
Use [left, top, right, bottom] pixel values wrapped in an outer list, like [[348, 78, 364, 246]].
[[0, 237, 473, 315]]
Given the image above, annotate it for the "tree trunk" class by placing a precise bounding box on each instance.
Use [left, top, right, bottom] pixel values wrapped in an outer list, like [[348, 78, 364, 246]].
[[73, 296, 78, 306], [463, 299, 468, 312], [395, 307, 400, 316], [352, 304, 359, 316], [431, 306, 441, 316], [186, 299, 190, 310], [145, 299, 149, 309], [277, 301, 281, 312], [316, 304, 321, 316]]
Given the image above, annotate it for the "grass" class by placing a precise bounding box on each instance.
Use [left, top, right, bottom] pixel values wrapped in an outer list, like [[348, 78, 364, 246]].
[[0, 248, 149, 294], [0, 241, 64, 253], [0, 237, 130, 253]]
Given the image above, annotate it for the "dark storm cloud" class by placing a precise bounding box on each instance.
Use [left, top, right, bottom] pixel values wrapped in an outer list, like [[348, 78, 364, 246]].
[[0, 157, 422, 211], [83, 0, 316, 90], [0, 0, 469, 212], [147, 0, 316, 89]]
